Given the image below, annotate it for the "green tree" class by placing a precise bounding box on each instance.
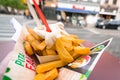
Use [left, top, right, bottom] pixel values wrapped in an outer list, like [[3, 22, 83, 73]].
[[0, 0, 27, 10]]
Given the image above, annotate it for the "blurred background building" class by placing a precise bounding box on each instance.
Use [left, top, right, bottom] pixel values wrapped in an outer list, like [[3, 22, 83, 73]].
[[41, 0, 120, 25], [99, 0, 120, 20], [1, 0, 120, 21], [42, 0, 100, 26]]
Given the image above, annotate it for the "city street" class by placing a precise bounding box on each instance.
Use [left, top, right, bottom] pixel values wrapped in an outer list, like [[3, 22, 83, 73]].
[[0, 14, 120, 58]]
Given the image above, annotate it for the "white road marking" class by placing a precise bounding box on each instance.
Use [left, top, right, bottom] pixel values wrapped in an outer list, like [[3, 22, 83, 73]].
[[88, 28, 100, 34], [84, 28, 100, 34]]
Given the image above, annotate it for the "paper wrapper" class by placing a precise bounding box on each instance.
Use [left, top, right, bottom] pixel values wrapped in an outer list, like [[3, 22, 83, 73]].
[[1, 26, 112, 80], [2, 27, 36, 80]]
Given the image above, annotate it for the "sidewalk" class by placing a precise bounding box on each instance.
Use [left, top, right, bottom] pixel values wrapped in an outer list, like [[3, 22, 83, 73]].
[[84, 23, 120, 38], [0, 13, 57, 24]]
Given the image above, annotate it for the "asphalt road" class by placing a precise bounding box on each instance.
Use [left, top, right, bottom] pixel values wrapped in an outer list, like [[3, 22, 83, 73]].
[[0, 14, 120, 58]]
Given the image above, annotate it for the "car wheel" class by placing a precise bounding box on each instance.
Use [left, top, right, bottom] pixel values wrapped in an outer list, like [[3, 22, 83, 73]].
[[102, 25, 106, 29]]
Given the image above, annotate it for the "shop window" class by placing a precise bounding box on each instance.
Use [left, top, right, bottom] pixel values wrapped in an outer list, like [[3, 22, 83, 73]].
[[113, 0, 117, 4]]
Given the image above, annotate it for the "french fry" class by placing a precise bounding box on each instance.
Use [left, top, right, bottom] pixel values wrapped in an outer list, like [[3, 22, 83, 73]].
[[72, 39, 85, 46], [72, 46, 90, 58], [36, 60, 66, 73], [46, 48, 57, 55], [35, 50, 42, 56], [72, 52, 81, 59], [41, 49, 47, 56], [49, 43, 56, 51], [24, 41, 34, 55], [61, 35, 77, 41], [25, 34, 35, 43], [31, 40, 46, 51], [34, 73, 45, 80], [74, 46, 90, 54], [69, 50, 74, 56], [61, 36, 73, 48], [37, 40, 46, 51], [45, 68, 58, 80], [31, 40, 41, 51], [27, 27, 43, 41], [61, 35, 85, 46], [65, 46, 73, 52], [34, 68, 58, 80], [56, 38, 74, 63]]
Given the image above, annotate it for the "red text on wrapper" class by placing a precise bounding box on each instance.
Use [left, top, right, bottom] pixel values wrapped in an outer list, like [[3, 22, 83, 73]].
[[15, 53, 35, 71]]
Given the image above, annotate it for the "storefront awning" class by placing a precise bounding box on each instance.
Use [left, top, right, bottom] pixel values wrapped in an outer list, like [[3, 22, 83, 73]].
[[56, 8, 98, 14], [99, 12, 116, 16]]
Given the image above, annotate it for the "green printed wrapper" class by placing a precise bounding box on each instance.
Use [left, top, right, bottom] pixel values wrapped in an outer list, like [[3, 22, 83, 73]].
[[2, 26, 112, 80], [2, 27, 36, 80]]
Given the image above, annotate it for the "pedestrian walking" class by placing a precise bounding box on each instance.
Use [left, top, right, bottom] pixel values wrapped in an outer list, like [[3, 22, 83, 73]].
[[71, 16, 77, 26], [25, 9, 30, 19]]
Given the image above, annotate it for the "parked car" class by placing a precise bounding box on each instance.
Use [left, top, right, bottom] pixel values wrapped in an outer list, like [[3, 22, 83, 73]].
[[104, 20, 120, 30], [95, 19, 108, 29], [95, 19, 103, 28]]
